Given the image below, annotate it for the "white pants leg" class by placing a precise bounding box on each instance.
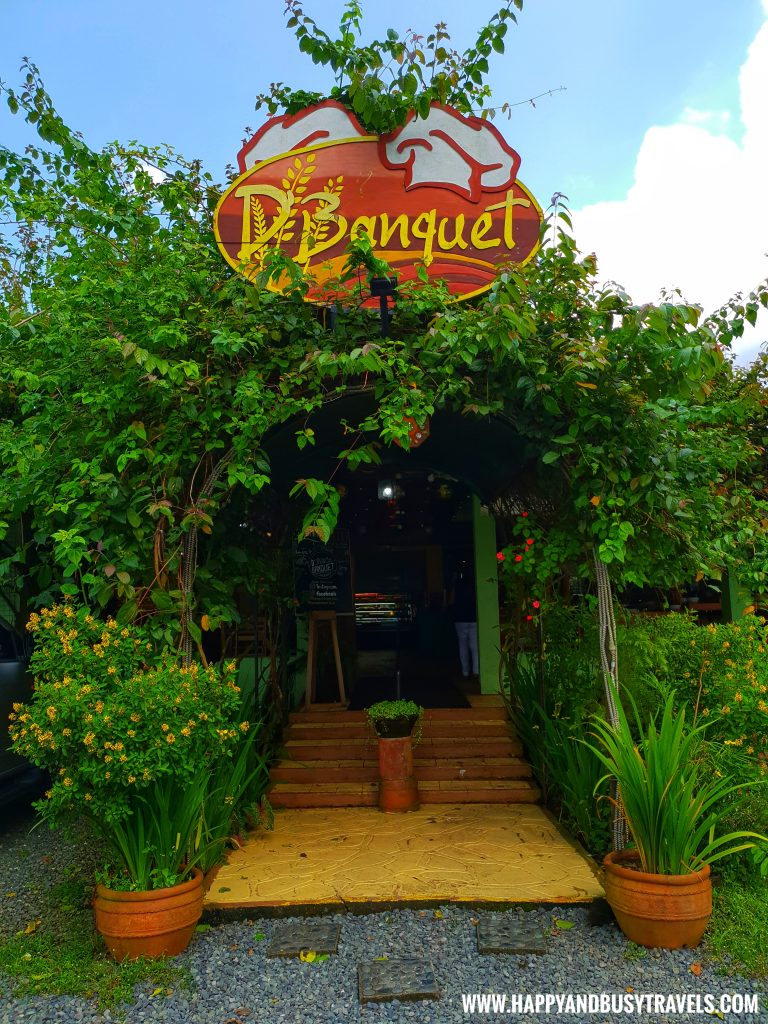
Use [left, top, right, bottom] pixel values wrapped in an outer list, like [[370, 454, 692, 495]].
[[455, 622, 478, 677]]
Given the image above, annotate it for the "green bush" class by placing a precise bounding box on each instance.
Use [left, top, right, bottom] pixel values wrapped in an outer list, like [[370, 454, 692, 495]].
[[620, 612, 768, 763], [9, 603, 259, 889], [585, 693, 767, 874], [502, 653, 609, 854]]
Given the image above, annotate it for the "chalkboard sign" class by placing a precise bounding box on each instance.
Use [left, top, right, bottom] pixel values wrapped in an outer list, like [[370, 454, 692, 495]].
[[294, 532, 353, 613]]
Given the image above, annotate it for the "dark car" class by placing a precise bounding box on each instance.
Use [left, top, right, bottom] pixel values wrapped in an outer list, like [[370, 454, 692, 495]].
[[0, 613, 46, 809]]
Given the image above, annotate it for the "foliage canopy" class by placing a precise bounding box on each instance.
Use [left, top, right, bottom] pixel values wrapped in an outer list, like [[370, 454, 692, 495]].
[[2, 3, 768, 653]]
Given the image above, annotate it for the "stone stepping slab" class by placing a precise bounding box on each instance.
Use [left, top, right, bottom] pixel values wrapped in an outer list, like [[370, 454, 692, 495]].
[[358, 958, 440, 1003], [266, 921, 340, 958], [476, 916, 547, 955]]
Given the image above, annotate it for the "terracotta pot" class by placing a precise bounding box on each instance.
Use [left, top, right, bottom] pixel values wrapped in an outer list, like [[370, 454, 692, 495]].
[[94, 867, 204, 961], [377, 736, 419, 812], [603, 850, 712, 949], [371, 714, 419, 739]]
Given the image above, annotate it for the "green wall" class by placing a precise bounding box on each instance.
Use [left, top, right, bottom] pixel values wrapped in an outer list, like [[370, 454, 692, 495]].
[[472, 496, 501, 695]]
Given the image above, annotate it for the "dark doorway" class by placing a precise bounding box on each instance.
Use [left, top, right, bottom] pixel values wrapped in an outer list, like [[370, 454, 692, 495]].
[[326, 468, 476, 708]]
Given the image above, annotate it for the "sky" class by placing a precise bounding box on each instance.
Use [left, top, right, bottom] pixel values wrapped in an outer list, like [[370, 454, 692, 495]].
[[2, 0, 767, 361]]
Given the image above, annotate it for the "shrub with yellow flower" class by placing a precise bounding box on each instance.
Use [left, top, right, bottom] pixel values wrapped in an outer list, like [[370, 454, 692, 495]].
[[9, 603, 266, 891]]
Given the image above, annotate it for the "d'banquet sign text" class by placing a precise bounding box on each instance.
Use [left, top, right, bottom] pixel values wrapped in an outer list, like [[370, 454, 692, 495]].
[[214, 101, 542, 301]]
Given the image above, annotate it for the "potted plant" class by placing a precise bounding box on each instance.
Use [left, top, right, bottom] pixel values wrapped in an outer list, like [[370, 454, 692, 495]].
[[585, 692, 767, 949], [8, 603, 254, 960], [366, 699, 423, 812]]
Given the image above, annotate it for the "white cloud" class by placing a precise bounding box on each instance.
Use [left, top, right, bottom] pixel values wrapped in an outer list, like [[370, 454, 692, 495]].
[[679, 107, 731, 130], [573, 14, 768, 364]]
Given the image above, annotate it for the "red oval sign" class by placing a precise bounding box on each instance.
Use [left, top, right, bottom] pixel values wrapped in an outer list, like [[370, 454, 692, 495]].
[[214, 101, 542, 302]]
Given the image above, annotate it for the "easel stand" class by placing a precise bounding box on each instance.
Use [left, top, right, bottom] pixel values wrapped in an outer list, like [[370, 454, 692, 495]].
[[305, 610, 346, 706]]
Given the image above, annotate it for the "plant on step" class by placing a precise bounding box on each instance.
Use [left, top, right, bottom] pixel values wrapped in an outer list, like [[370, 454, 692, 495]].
[[584, 691, 767, 875], [8, 602, 256, 890], [366, 699, 424, 742]]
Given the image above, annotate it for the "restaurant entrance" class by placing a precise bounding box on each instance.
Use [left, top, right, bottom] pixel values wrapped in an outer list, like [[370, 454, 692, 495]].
[[317, 467, 477, 708]]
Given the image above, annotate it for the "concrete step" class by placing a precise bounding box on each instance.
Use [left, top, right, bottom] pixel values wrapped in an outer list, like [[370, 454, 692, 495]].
[[271, 756, 532, 785], [288, 704, 509, 724], [270, 781, 379, 808], [272, 693, 532, 809], [268, 779, 540, 808], [282, 738, 523, 760], [420, 783, 540, 804], [285, 719, 513, 741]]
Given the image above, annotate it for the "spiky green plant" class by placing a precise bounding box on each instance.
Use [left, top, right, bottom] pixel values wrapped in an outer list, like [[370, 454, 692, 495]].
[[584, 692, 767, 875]]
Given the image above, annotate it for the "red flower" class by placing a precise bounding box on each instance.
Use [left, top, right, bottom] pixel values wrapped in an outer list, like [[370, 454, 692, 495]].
[[515, 555, 523, 563], [526, 614, 533, 621], [521, 512, 529, 518], [533, 600, 540, 609], [526, 538, 534, 545], [496, 551, 505, 562]]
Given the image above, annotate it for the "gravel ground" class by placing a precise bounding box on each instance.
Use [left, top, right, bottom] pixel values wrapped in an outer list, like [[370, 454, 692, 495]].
[[1, 807, 765, 1024]]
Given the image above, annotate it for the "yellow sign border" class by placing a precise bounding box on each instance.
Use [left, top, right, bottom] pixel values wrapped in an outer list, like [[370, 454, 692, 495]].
[[213, 136, 542, 303]]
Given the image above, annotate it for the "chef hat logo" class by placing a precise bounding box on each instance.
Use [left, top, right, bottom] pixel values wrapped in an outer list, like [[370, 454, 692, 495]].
[[238, 101, 368, 172], [379, 105, 521, 202], [237, 101, 522, 205]]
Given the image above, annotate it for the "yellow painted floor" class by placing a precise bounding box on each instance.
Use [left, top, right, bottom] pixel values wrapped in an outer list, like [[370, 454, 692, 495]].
[[205, 804, 604, 911]]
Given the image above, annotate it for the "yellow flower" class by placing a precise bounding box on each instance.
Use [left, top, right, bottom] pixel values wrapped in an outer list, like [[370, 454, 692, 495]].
[[106, 618, 117, 630], [62, 728, 71, 737], [722, 706, 731, 715], [104, 754, 113, 763], [127, 775, 136, 783], [119, 754, 127, 762], [105, 772, 111, 779], [46, 706, 56, 720], [161, 723, 169, 732], [722, 641, 730, 649], [130, 712, 140, 723], [225, 661, 237, 673], [127, 729, 136, 738], [62, 778, 72, 787], [84, 793, 92, 801], [701, 708, 710, 717], [239, 721, 249, 733], [94, 701, 104, 714], [166, 733, 175, 744], [735, 692, 743, 702], [120, 628, 130, 638], [107, 666, 116, 675], [181, 727, 191, 737]]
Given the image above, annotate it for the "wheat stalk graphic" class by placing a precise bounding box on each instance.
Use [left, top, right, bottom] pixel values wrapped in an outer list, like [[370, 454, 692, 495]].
[[302, 173, 344, 269], [276, 152, 316, 248]]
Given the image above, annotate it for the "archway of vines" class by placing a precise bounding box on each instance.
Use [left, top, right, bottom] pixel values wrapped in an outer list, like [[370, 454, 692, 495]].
[[3, 8, 768, 836]]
